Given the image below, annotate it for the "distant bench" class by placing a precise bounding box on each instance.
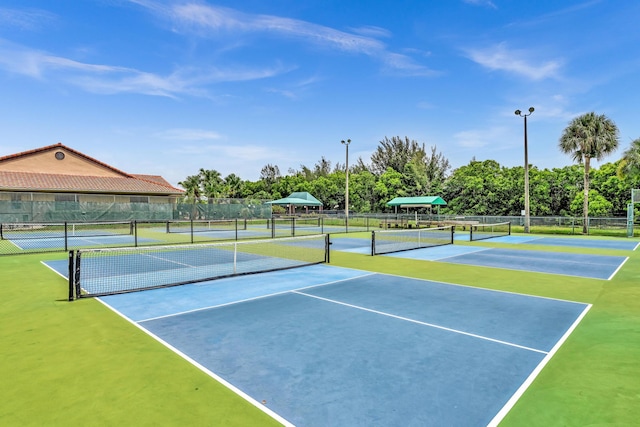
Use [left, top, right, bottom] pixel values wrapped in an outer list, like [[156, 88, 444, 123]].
[[416, 220, 480, 231], [380, 219, 414, 229], [379, 219, 481, 230]]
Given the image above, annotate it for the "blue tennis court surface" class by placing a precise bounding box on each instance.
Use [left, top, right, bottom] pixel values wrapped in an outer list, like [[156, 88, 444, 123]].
[[384, 245, 628, 280], [490, 235, 639, 250], [329, 237, 371, 253], [45, 261, 590, 426]]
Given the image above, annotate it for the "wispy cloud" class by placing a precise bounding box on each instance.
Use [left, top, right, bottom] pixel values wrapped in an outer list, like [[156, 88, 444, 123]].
[[454, 126, 509, 149], [0, 1, 437, 99], [463, 0, 498, 9], [506, 0, 601, 28], [350, 25, 393, 39], [0, 7, 56, 30], [465, 42, 562, 80], [171, 143, 279, 161], [0, 39, 288, 97], [132, 0, 436, 76], [155, 128, 223, 140], [168, 3, 385, 54]]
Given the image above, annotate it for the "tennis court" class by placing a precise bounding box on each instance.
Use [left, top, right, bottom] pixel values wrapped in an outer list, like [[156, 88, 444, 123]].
[[383, 245, 627, 280], [369, 226, 629, 280], [44, 259, 589, 426], [0, 221, 159, 251], [492, 235, 640, 251], [7, 234, 157, 250]]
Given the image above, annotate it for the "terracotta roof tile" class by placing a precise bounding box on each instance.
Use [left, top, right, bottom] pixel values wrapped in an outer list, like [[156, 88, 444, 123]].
[[130, 174, 177, 189], [0, 171, 184, 195]]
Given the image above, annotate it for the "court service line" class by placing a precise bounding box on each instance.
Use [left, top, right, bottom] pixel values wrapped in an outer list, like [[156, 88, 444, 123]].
[[141, 252, 198, 268], [431, 246, 492, 261], [293, 290, 548, 355], [137, 272, 377, 323]]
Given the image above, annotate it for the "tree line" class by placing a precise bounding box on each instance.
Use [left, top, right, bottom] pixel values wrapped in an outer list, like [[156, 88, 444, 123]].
[[179, 113, 640, 220]]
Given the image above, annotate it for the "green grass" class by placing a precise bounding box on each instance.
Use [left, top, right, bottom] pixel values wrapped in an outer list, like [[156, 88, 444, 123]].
[[1, 233, 639, 425]]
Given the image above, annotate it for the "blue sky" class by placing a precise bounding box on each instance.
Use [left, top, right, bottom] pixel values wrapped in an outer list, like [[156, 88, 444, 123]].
[[1, 0, 639, 186]]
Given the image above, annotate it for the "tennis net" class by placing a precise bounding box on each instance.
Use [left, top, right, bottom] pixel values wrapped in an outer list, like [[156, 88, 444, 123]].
[[0, 221, 132, 240], [371, 226, 454, 255], [469, 222, 511, 241], [166, 219, 247, 233], [69, 234, 329, 300]]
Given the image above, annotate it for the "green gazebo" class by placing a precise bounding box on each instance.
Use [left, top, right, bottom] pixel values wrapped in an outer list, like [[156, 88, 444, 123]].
[[386, 196, 447, 214], [265, 192, 323, 215]]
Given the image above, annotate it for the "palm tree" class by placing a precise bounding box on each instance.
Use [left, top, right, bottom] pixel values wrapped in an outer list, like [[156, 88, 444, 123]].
[[559, 112, 619, 233], [178, 174, 203, 219], [178, 174, 202, 202], [199, 168, 223, 200], [224, 173, 243, 198], [617, 137, 640, 178]]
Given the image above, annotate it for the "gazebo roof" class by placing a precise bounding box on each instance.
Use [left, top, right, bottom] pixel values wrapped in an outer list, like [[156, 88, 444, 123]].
[[386, 196, 447, 207], [265, 192, 322, 206]]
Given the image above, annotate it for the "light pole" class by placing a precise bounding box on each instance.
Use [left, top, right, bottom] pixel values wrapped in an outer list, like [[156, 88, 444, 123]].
[[341, 139, 351, 231], [515, 107, 534, 233]]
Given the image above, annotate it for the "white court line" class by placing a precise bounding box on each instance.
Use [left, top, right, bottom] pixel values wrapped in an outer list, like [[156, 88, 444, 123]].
[[434, 249, 621, 281], [487, 303, 592, 427], [293, 290, 548, 355], [431, 246, 492, 261], [96, 298, 296, 427], [142, 252, 198, 268], [608, 256, 629, 280], [463, 250, 623, 268], [137, 272, 377, 323], [40, 260, 68, 280]]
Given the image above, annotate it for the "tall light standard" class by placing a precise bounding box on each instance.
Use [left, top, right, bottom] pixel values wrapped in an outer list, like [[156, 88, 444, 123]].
[[515, 107, 534, 233], [341, 139, 351, 231]]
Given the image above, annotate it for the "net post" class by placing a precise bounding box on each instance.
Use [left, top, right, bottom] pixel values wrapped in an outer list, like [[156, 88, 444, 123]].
[[449, 225, 454, 244], [234, 218, 238, 241], [190, 218, 194, 243], [508, 222, 512, 236], [74, 251, 82, 299], [271, 218, 275, 238], [371, 231, 375, 256], [627, 203, 634, 238], [68, 250, 75, 301], [325, 234, 330, 263], [0, 223, 3, 240], [166, 221, 170, 233], [64, 222, 68, 252], [134, 220, 138, 247], [291, 217, 295, 237]]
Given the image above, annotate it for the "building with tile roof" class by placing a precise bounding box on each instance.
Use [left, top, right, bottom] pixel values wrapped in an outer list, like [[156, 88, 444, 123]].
[[0, 143, 184, 222]]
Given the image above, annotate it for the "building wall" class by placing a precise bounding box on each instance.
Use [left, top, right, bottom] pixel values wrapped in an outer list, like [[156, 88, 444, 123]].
[[0, 148, 122, 177]]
